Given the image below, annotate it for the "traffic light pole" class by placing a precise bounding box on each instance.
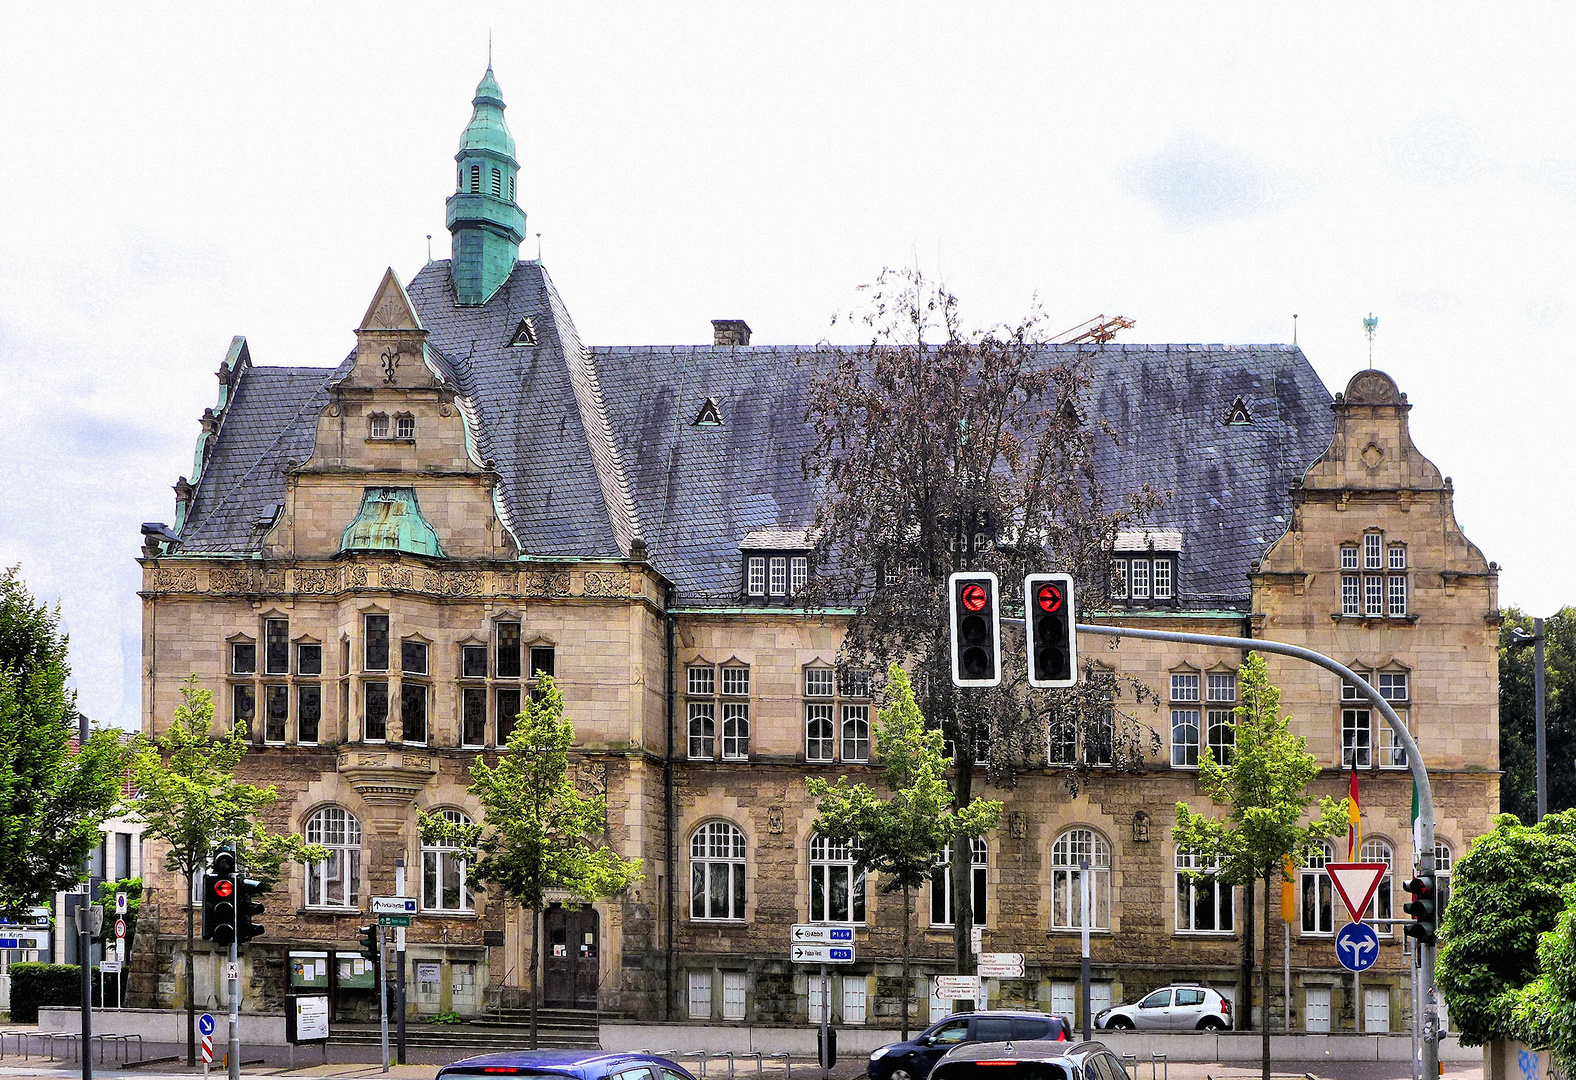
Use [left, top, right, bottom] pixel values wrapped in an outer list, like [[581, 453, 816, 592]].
[[1065, 622, 1441, 1079], [378, 923, 390, 1073]]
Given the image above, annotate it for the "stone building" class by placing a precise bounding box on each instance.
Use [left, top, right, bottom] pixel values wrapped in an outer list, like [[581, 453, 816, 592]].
[[133, 66, 1499, 1033]]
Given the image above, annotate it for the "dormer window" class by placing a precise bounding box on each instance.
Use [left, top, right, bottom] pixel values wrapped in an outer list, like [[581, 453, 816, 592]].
[[369, 413, 390, 439], [739, 528, 813, 604], [510, 318, 538, 347], [1110, 529, 1182, 608]]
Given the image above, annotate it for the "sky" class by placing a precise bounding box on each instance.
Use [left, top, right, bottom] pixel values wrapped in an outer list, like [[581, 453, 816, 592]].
[[1, 3, 1572, 730]]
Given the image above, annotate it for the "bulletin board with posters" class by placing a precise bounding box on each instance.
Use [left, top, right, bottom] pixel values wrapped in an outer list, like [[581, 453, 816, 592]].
[[289, 951, 329, 988], [335, 952, 376, 989]]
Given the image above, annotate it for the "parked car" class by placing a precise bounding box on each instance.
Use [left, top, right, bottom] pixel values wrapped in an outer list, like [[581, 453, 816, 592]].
[[1095, 983, 1232, 1030], [930, 1038, 1129, 1080], [869, 1011, 1073, 1080], [438, 1050, 696, 1080]]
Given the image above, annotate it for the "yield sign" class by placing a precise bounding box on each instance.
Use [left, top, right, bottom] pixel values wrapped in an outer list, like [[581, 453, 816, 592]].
[[1326, 862, 1388, 922]]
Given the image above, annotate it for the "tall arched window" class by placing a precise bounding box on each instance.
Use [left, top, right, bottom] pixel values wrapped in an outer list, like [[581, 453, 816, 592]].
[[1051, 829, 1111, 930], [930, 837, 987, 927], [691, 821, 746, 921], [1360, 837, 1394, 930], [1175, 848, 1233, 933], [305, 807, 361, 909], [1301, 839, 1334, 935], [809, 835, 865, 923], [422, 809, 472, 912]]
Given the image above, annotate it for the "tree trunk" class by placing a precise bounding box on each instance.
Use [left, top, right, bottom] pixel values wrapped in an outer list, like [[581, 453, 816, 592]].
[[186, 866, 196, 1067], [902, 881, 912, 1040], [529, 905, 540, 1050], [1240, 877, 1255, 1031], [1261, 870, 1273, 1080]]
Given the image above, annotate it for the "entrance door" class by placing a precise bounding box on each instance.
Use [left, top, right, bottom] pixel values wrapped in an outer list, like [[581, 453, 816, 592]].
[[543, 905, 599, 1009]]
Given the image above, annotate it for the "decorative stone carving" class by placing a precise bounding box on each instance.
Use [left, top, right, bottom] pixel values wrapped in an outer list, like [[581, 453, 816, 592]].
[[767, 807, 784, 834], [336, 749, 438, 815], [1133, 811, 1151, 842], [346, 565, 369, 588], [296, 568, 334, 594], [575, 760, 607, 798], [209, 567, 250, 593], [583, 571, 629, 597], [522, 571, 571, 597], [423, 570, 483, 596], [261, 569, 285, 593], [1009, 812, 1027, 839], [380, 564, 414, 590], [153, 568, 198, 593], [1361, 442, 1384, 469]]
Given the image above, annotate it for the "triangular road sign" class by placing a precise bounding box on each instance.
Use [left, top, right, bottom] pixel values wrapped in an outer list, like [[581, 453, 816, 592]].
[[1326, 862, 1388, 923]]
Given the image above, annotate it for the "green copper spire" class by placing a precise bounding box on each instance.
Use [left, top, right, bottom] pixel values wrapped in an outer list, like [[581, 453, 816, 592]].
[[446, 66, 526, 305]]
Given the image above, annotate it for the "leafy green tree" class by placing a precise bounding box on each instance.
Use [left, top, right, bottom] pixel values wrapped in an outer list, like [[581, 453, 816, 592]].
[[128, 678, 324, 1065], [420, 675, 640, 1048], [1509, 881, 1576, 1072], [1173, 653, 1348, 1080], [1437, 808, 1576, 1046], [808, 665, 1003, 1037], [0, 566, 130, 914], [1499, 607, 1574, 820]]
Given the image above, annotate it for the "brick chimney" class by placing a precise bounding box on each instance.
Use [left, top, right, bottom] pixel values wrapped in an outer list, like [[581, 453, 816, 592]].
[[712, 319, 752, 346]]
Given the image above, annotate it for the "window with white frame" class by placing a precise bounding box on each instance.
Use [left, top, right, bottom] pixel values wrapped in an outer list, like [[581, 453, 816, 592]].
[[806, 668, 834, 697], [1152, 558, 1173, 600], [364, 680, 388, 742], [790, 557, 808, 594], [1206, 672, 1236, 765], [1172, 672, 1200, 701], [688, 971, 712, 1019], [1342, 574, 1361, 616], [1172, 709, 1201, 767], [496, 621, 521, 679], [746, 558, 766, 597], [1207, 672, 1236, 703], [841, 705, 870, 762], [722, 702, 749, 760], [1377, 672, 1410, 767], [809, 835, 865, 923], [1364, 574, 1385, 616], [1112, 560, 1129, 600], [722, 665, 749, 696], [1341, 546, 1359, 570], [688, 702, 716, 759], [1389, 544, 1407, 570], [840, 669, 871, 699], [842, 977, 867, 1025], [806, 703, 834, 762], [689, 665, 715, 696], [930, 837, 987, 927], [769, 557, 788, 596], [1364, 533, 1383, 569], [395, 414, 414, 439], [1301, 840, 1334, 935], [231, 639, 256, 675], [305, 807, 362, 909], [1389, 574, 1408, 616], [299, 684, 321, 744], [422, 809, 472, 912], [1176, 848, 1233, 933], [691, 821, 747, 921], [1342, 707, 1372, 768], [1130, 559, 1151, 600], [1360, 837, 1394, 932], [1434, 841, 1453, 916], [369, 413, 390, 439], [1050, 829, 1111, 930], [722, 972, 747, 1021]]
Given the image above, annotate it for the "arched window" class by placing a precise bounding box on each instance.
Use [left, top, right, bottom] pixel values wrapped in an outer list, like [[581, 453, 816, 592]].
[[1175, 848, 1233, 933], [1360, 838, 1394, 931], [305, 807, 362, 909], [1301, 839, 1334, 935], [369, 413, 390, 439], [1434, 840, 1453, 916], [691, 822, 746, 921], [930, 837, 987, 927], [491, 167, 503, 197], [395, 414, 415, 440], [687, 701, 715, 760], [422, 809, 472, 912], [809, 835, 865, 923], [470, 164, 481, 192], [1051, 829, 1110, 930]]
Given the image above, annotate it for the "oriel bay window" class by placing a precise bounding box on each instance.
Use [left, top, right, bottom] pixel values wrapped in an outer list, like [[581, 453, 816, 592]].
[[691, 821, 747, 921], [264, 685, 288, 744], [497, 621, 521, 679], [401, 639, 429, 745], [364, 681, 389, 742], [365, 614, 390, 671], [810, 835, 865, 923], [265, 618, 290, 675]]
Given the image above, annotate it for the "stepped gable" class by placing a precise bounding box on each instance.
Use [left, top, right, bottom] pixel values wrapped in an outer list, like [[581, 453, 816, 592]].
[[177, 359, 349, 552], [592, 342, 1334, 605], [405, 259, 628, 559]]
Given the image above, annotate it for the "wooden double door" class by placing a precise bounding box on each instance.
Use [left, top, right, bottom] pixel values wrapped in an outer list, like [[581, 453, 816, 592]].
[[543, 905, 599, 1009]]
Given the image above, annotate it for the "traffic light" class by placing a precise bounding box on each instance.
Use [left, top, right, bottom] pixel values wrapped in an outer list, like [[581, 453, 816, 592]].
[[1403, 872, 1437, 946], [359, 924, 382, 977], [1024, 573, 1078, 688], [236, 877, 267, 944], [203, 849, 237, 945], [949, 572, 1001, 688]]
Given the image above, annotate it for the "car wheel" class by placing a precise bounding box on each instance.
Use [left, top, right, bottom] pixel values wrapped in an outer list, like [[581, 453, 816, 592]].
[[1106, 1017, 1134, 1030], [1197, 1018, 1225, 1031], [889, 1069, 915, 1080]]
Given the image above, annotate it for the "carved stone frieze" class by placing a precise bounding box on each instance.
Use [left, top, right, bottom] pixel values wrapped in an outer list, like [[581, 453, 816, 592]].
[[423, 570, 484, 597], [575, 760, 608, 798], [380, 564, 415, 590], [346, 565, 369, 588], [261, 569, 286, 592], [583, 571, 630, 597], [521, 571, 571, 598], [209, 567, 251, 593], [152, 568, 198, 593], [296, 568, 335, 594]]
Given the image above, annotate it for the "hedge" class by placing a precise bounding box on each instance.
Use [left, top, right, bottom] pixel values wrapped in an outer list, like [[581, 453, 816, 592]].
[[8, 963, 80, 1022]]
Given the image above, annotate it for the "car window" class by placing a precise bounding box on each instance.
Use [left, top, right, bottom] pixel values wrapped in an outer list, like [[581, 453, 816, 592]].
[[661, 1069, 692, 1080], [1176, 989, 1205, 1006], [615, 1070, 654, 1080], [1091, 1056, 1117, 1080], [1009, 1018, 1052, 1040], [934, 1066, 1069, 1080], [1084, 1060, 1102, 1080], [973, 1017, 1014, 1042], [1103, 1055, 1131, 1080], [1139, 990, 1171, 1009], [932, 1020, 971, 1044]]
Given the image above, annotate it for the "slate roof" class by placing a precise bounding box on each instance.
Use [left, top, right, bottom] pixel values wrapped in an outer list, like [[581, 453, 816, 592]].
[[593, 342, 1335, 606], [175, 259, 1336, 609]]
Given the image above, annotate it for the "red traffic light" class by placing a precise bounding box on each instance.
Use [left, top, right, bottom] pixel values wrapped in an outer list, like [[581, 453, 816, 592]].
[[1036, 583, 1063, 613], [960, 582, 988, 612], [214, 879, 234, 898]]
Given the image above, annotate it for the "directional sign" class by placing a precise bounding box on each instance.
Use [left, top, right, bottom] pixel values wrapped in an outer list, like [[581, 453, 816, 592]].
[[377, 915, 412, 927], [1335, 921, 1380, 972], [935, 975, 981, 1000], [199, 1013, 216, 1037], [371, 896, 417, 915], [99, 960, 122, 973], [977, 952, 1025, 978], [790, 944, 854, 964], [791, 924, 854, 944], [1326, 862, 1389, 922]]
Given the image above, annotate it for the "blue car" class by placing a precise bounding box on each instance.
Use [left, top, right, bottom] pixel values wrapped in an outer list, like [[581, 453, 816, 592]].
[[438, 1050, 697, 1080], [868, 1012, 1072, 1080]]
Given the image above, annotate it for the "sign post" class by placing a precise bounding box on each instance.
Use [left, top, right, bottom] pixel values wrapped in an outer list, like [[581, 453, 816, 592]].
[[976, 954, 1024, 978], [933, 975, 981, 1001], [199, 1013, 215, 1078]]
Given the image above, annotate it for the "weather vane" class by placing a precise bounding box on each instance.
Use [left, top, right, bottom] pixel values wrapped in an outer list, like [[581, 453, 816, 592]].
[[1364, 313, 1378, 369]]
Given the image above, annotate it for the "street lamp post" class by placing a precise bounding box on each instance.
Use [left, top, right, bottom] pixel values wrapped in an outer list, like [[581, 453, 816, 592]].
[[1509, 619, 1548, 821]]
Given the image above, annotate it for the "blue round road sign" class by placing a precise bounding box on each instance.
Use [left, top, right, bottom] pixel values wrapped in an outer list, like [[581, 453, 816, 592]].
[[1335, 922, 1379, 972], [199, 1013, 215, 1036]]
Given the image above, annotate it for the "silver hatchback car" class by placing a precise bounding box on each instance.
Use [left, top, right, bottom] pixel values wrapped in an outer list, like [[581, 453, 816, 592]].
[[1095, 983, 1232, 1030]]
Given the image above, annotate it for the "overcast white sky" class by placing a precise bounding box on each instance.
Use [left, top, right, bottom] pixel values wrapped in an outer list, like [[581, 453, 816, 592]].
[[1, 3, 1571, 729]]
